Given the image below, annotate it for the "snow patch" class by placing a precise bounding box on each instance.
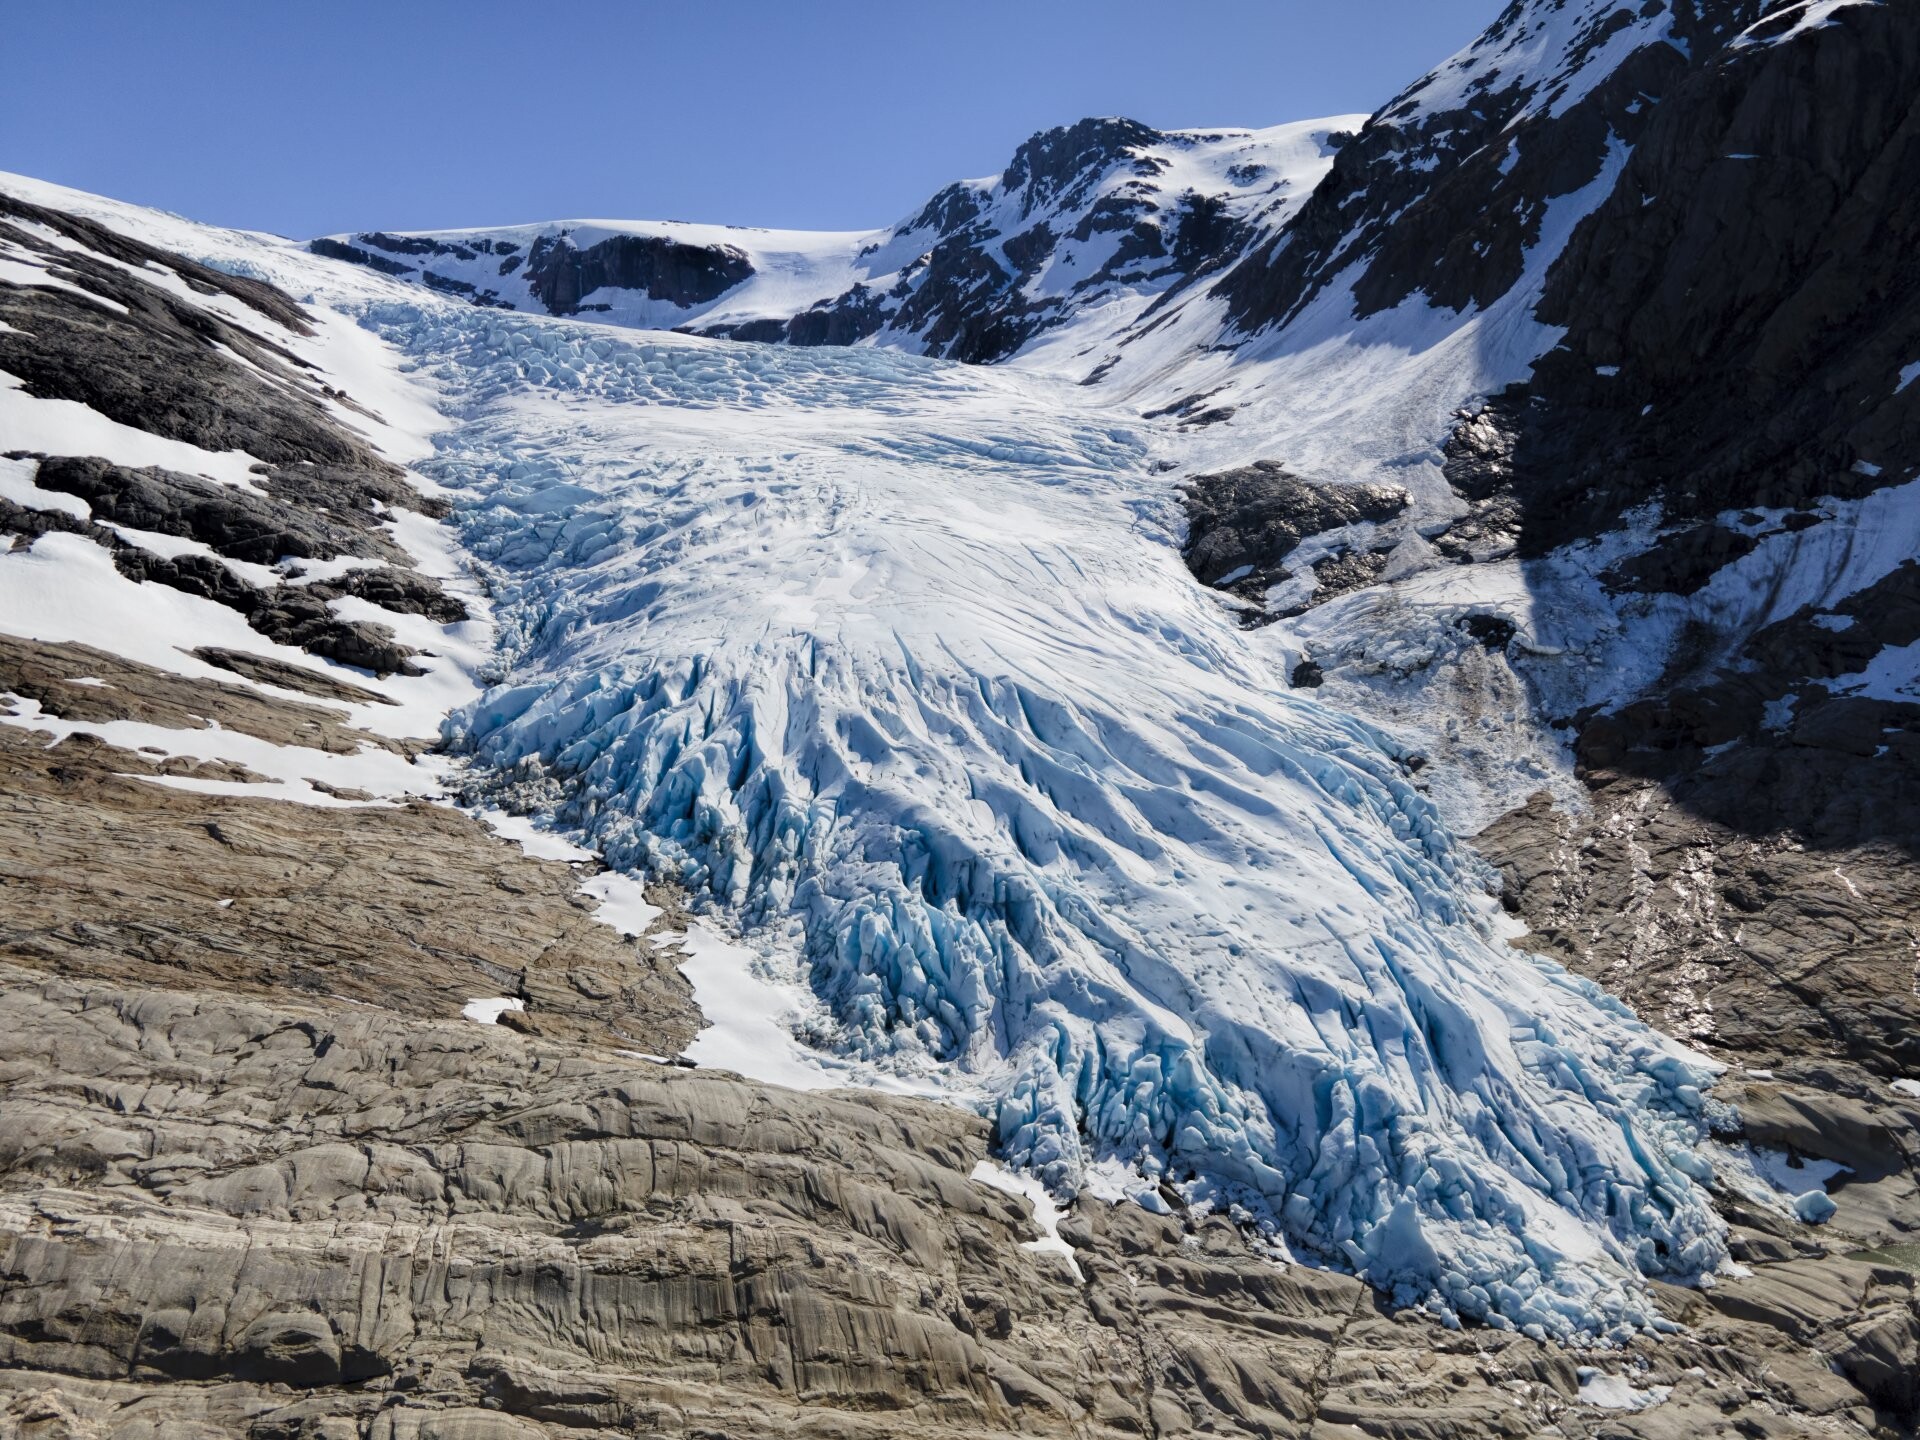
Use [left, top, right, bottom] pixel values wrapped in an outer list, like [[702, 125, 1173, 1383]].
[[666, 923, 842, 1092], [473, 807, 594, 862], [971, 1159, 1085, 1280], [0, 692, 441, 807], [1734, 0, 1881, 49], [577, 870, 661, 937], [462, 997, 524, 1025], [1577, 1368, 1672, 1411]]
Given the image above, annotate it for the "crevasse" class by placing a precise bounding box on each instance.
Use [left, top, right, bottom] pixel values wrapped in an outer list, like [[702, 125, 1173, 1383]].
[[370, 297, 1726, 1342]]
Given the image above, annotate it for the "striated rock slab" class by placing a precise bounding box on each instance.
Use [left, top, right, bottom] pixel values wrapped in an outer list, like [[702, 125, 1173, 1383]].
[[0, 638, 697, 1055], [1478, 780, 1920, 1078]]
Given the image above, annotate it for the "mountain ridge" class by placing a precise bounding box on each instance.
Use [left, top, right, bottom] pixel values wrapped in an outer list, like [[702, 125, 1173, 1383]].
[[310, 113, 1358, 364]]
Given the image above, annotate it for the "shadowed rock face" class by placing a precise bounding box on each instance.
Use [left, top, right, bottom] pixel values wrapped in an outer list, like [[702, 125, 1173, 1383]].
[[1210, 1, 1769, 334], [1446, 11, 1920, 1282], [1490, 4, 1920, 849], [1517, 4, 1920, 555]]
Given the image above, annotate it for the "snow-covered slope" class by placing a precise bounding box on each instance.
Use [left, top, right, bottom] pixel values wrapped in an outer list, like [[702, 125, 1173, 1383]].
[[314, 116, 1355, 364], [0, 174, 486, 756]]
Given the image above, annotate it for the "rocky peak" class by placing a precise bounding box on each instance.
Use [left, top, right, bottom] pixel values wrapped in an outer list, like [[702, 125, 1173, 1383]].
[[998, 116, 1166, 217], [1211, 0, 1774, 334]]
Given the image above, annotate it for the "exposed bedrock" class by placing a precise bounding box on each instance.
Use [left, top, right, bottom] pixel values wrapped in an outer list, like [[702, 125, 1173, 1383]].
[[308, 235, 418, 278], [0, 635, 700, 1054], [1479, 775, 1920, 1079], [0, 278, 409, 519], [521, 231, 755, 315], [1179, 460, 1408, 619], [22, 454, 411, 568]]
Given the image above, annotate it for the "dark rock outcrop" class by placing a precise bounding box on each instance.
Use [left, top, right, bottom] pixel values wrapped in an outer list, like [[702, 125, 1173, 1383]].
[[26, 455, 402, 566], [1179, 460, 1407, 619], [0, 228, 432, 537], [2, 205, 469, 682], [1514, 2, 1920, 554], [1, 468, 430, 679], [111, 545, 424, 677], [307, 235, 416, 276], [804, 119, 1258, 364], [520, 231, 755, 315], [715, 117, 1229, 363]]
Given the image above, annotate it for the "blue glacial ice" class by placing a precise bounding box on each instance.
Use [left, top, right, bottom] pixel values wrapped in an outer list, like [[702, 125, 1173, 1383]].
[[363, 298, 1726, 1342]]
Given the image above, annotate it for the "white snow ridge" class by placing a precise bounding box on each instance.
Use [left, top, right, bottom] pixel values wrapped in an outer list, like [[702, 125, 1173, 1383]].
[[388, 300, 1726, 1343]]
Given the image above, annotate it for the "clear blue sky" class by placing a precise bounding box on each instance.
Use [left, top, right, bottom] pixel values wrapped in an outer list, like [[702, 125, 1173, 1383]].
[[5, 1, 1504, 238]]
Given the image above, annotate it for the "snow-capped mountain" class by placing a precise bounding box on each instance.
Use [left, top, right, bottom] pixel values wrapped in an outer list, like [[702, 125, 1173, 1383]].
[[313, 116, 1355, 363], [1, 0, 1915, 1394]]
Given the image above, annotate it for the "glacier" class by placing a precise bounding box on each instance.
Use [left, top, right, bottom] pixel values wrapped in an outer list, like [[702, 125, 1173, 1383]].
[[8, 0, 1911, 1366], [352, 296, 1730, 1343]]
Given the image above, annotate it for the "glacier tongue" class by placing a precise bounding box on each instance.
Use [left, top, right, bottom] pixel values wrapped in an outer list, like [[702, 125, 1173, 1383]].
[[377, 298, 1724, 1341]]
